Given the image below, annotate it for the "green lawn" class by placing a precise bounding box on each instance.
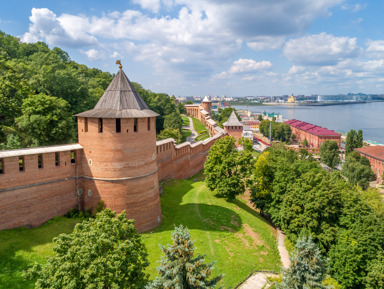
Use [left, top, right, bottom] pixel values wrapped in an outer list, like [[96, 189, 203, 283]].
[[182, 116, 190, 126], [192, 117, 208, 132], [0, 217, 81, 289], [252, 151, 260, 158], [0, 173, 280, 289], [191, 117, 211, 141], [143, 172, 280, 288], [181, 129, 192, 142]]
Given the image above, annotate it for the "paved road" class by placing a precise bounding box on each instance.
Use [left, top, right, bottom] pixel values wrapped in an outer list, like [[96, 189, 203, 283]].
[[183, 116, 198, 143]]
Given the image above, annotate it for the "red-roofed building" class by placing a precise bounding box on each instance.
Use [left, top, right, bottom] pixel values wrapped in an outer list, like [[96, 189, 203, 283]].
[[285, 119, 341, 149], [355, 146, 384, 183]]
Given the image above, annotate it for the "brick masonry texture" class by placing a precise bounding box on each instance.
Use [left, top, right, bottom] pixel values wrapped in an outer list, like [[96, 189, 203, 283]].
[[0, 101, 225, 232]]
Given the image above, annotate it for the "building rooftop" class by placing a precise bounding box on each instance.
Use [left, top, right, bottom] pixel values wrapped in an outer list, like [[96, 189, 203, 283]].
[[285, 119, 341, 137], [202, 96, 211, 102], [76, 69, 159, 118], [355, 146, 384, 161], [223, 111, 243, 127]]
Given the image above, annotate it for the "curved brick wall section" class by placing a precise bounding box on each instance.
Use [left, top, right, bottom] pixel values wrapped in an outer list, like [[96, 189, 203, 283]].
[[78, 117, 161, 233]]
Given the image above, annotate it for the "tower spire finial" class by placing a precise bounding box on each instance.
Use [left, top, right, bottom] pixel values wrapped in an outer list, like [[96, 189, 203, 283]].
[[116, 60, 122, 70]]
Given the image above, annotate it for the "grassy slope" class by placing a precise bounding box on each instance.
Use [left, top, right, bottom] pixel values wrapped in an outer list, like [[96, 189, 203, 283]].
[[143, 173, 280, 288], [191, 117, 210, 141], [0, 217, 81, 289], [0, 174, 280, 289]]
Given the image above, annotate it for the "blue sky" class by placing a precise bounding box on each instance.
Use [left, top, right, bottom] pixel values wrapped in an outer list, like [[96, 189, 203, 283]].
[[1, 0, 384, 97]]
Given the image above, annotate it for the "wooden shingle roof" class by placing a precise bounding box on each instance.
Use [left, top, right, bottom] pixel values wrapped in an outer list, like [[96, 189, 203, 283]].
[[76, 69, 158, 118], [223, 111, 243, 127]]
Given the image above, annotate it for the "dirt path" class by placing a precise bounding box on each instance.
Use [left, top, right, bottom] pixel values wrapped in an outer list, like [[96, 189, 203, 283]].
[[239, 197, 291, 289]]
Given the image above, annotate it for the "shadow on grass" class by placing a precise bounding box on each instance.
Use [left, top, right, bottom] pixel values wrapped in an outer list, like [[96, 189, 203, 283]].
[[155, 178, 243, 234], [0, 218, 79, 289]]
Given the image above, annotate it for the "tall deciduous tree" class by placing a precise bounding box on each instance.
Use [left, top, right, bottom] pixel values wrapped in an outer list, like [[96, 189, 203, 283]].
[[15, 94, 75, 147], [238, 137, 253, 152], [204, 136, 253, 199], [320, 140, 340, 168], [342, 151, 375, 190], [345, 129, 364, 155], [148, 225, 222, 289], [25, 209, 149, 289], [276, 236, 328, 289]]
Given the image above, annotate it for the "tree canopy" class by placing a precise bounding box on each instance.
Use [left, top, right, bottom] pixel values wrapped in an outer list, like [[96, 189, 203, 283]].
[[345, 129, 363, 155], [259, 120, 291, 142], [25, 209, 149, 289], [342, 151, 376, 190], [204, 136, 254, 199], [320, 140, 340, 168]]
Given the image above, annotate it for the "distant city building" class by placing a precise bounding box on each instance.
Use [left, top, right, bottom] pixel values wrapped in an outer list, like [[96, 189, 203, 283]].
[[242, 126, 253, 141], [355, 146, 384, 183], [285, 119, 341, 148]]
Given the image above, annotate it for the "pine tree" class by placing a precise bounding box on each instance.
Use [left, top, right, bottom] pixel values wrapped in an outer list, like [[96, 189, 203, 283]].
[[148, 225, 222, 289], [276, 236, 328, 289]]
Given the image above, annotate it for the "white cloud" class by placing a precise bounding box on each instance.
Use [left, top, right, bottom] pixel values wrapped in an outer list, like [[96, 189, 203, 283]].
[[284, 33, 361, 66], [341, 3, 367, 12], [82, 48, 103, 61], [132, 0, 161, 13], [229, 59, 272, 74], [247, 36, 286, 51], [22, 8, 98, 48], [288, 65, 306, 74], [366, 40, 384, 52]]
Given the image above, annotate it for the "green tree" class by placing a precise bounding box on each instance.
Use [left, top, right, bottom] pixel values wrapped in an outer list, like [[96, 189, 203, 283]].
[[177, 102, 186, 114], [276, 236, 328, 289], [238, 137, 253, 152], [320, 140, 340, 168], [342, 151, 375, 190], [365, 251, 384, 289], [357, 129, 363, 148], [25, 209, 149, 289], [15, 94, 75, 147], [148, 225, 222, 289], [204, 136, 253, 199], [157, 128, 182, 144], [302, 138, 309, 147], [345, 129, 363, 155], [163, 111, 183, 132], [257, 114, 263, 121]]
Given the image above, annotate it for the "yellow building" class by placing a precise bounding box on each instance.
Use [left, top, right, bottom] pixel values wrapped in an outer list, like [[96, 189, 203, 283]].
[[287, 94, 296, 103]]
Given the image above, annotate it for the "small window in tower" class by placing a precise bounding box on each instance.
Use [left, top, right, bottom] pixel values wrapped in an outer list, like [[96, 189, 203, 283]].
[[55, 152, 60, 166], [19, 157, 24, 172], [0, 158, 4, 174], [84, 118, 88, 132], [134, 118, 138, 132], [147, 118, 150, 131], [98, 118, 103, 133], [71, 151, 76, 164], [38, 154, 43, 169], [116, 118, 121, 133]]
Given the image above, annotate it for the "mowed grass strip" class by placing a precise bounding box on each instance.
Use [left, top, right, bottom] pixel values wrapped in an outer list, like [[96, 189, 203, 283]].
[[143, 172, 281, 288], [0, 217, 81, 289], [192, 117, 208, 133]]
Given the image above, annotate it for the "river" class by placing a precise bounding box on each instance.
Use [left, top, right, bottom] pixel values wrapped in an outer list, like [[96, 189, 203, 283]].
[[233, 102, 384, 145]]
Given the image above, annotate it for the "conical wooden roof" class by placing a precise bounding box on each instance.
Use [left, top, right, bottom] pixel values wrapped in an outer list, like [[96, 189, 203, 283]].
[[223, 111, 243, 127], [76, 69, 159, 118]]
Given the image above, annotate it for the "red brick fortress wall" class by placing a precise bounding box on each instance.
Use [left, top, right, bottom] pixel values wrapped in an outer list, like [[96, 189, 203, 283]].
[[0, 146, 81, 230]]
